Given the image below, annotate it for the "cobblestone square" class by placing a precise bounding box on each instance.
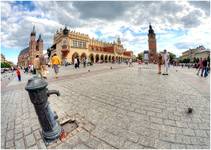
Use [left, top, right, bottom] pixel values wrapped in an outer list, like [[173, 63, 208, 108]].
[[1, 63, 210, 149]]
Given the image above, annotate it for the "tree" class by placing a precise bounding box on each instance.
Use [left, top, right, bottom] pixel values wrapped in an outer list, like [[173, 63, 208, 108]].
[[1, 62, 11, 68], [182, 58, 190, 63], [132, 55, 137, 62], [168, 52, 176, 63], [137, 53, 143, 61]]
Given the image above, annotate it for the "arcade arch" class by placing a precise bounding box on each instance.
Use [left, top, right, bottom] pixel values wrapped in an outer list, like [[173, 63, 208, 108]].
[[89, 53, 94, 63], [95, 54, 99, 63]]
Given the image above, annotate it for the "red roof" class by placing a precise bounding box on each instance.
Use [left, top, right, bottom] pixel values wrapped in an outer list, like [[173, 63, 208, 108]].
[[90, 45, 114, 53], [123, 51, 132, 56], [103, 46, 114, 53]]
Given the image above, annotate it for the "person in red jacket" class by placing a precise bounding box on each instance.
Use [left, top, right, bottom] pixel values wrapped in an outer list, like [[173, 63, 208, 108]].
[[16, 67, 21, 81]]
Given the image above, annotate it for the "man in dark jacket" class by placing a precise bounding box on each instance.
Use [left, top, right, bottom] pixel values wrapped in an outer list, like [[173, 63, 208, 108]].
[[202, 58, 208, 77], [77, 57, 80, 68]]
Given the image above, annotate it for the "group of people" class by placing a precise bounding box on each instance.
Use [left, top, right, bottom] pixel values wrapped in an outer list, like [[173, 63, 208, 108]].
[[157, 50, 210, 77], [196, 57, 209, 77], [157, 49, 169, 75], [74, 57, 89, 69], [16, 53, 61, 81]]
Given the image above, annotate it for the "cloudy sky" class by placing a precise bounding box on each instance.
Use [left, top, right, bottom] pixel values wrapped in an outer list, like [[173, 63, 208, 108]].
[[1, 0, 211, 64]]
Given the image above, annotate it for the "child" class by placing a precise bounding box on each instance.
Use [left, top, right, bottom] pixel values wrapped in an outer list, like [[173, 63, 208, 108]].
[[16, 67, 21, 81]]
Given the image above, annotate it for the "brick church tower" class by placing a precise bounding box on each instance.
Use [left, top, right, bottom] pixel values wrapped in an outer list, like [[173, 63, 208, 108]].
[[28, 26, 43, 65], [18, 26, 44, 67], [148, 24, 157, 63]]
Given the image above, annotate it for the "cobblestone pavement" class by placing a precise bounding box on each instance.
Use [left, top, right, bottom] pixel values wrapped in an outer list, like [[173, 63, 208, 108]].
[[1, 72, 16, 88], [1, 64, 210, 149]]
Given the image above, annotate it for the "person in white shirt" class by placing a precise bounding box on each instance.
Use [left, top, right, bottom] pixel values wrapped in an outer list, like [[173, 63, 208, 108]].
[[163, 49, 169, 75]]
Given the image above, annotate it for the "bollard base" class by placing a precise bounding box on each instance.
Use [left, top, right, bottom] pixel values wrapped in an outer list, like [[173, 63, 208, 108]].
[[44, 113, 96, 148], [42, 124, 62, 141], [41, 130, 62, 147]]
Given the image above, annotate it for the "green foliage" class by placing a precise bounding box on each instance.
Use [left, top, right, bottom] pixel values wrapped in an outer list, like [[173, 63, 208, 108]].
[[178, 57, 191, 63], [132, 56, 137, 62], [137, 53, 143, 61], [182, 58, 190, 63], [1, 62, 11, 68], [168, 52, 176, 63]]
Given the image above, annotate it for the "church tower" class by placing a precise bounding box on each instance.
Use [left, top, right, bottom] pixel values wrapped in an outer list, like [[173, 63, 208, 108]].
[[28, 26, 43, 65], [28, 26, 36, 65], [37, 34, 43, 53], [148, 24, 157, 63], [29, 25, 36, 51]]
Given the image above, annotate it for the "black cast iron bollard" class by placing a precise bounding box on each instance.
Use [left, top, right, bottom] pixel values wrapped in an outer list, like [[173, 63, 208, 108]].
[[25, 76, 62, 142]]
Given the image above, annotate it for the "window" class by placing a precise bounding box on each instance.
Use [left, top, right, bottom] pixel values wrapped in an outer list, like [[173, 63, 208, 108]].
[[73, 40, 78, 47], [79, 41, 83, 48], [72, 40, 86, 48], [82, 41, 86, 48]]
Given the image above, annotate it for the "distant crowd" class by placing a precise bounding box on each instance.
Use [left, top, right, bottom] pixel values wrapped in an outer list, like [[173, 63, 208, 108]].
[[152, 49, 209, 78], [15, 54, 132, 81], [12, 51, 210, 81], [178, 57, 210, 78]]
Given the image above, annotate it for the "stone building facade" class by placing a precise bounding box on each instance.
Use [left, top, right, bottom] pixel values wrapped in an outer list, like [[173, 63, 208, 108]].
[[195, 50, 210, 60], [50, 27, 133, 64], [181, 45, 210, 61], [17, 26, 43, 67], [148, 24, 157, 63]]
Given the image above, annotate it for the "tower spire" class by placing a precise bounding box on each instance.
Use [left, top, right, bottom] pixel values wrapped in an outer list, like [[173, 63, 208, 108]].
[[148, 23, 154, 34], [37, 34, 43, 42], [31, 25, 36, 36]]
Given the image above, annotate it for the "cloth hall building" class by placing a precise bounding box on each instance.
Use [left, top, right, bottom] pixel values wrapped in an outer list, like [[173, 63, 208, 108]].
[[50, 27, 133, 64]]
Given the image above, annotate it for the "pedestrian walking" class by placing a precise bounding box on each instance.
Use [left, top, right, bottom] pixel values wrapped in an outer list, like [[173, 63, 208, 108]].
[[197, 58, 203, 76], [129, 58, 133, 67], [162, 49, 169, 75], [51, 53, 61, 79], [157, 53, 162, 74], [33, 55, 42, 77], [74, 57, 78, 69], [16, 67, 21, 81], [86, 57, 88, 66], [202, 58, 208, 77], [83, 58, 86, 68], [39, 54, 48, 79], [77, 57, 80, 68]]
